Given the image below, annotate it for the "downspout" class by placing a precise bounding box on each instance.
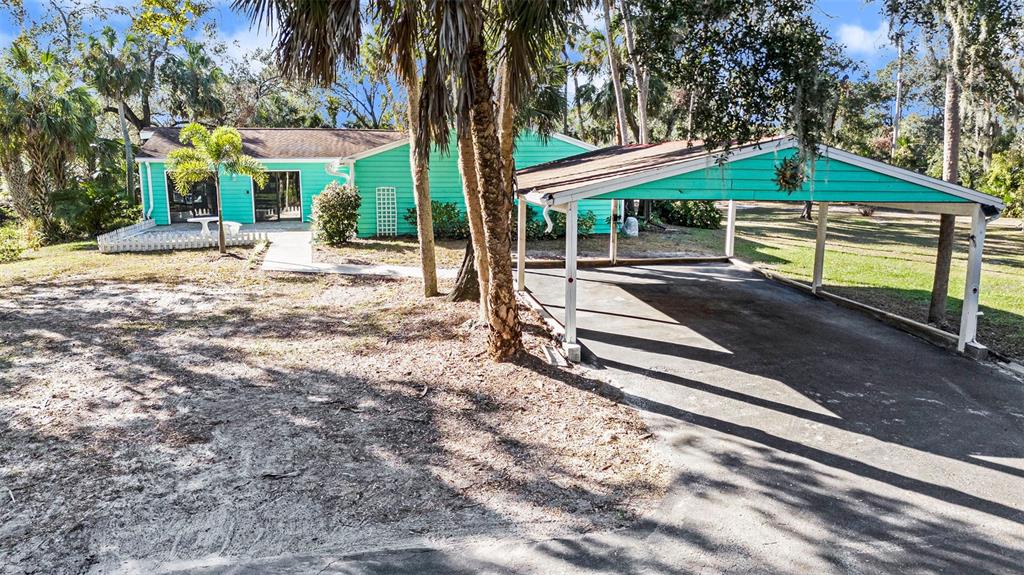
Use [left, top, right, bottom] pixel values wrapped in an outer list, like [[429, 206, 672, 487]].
[[137, 163, 146, 219], [146, 162, 155, 220]]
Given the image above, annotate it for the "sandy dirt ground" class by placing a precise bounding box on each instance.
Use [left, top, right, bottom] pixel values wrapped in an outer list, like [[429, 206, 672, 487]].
[[0, 249, 667, 575]]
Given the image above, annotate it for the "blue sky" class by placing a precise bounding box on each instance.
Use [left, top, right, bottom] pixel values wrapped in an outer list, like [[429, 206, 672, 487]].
[[0, 0, 896, 74]]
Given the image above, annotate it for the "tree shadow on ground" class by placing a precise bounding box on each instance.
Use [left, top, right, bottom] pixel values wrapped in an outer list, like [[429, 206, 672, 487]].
[[521, 262, 1024, 573], [0, 277, 657, 573]]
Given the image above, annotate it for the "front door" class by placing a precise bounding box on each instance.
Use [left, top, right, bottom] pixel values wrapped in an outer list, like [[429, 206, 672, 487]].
[[255, 171, 302, 222]]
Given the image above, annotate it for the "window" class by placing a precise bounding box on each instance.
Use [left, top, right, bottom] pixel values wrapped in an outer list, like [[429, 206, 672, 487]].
[[255, 171, 302, 222], [166, 173, 218, 223]]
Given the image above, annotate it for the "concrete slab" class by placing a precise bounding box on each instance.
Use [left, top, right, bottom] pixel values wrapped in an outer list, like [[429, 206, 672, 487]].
[[260, 228, 456, 278], [520, 262, 1024, 573]]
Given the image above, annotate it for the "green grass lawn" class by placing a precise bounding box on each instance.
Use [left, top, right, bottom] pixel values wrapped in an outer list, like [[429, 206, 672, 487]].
[[719, 205, 1024, 360]]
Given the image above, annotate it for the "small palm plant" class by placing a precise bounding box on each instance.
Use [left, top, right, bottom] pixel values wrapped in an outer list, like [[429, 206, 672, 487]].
[[167, 123, 267, 253]]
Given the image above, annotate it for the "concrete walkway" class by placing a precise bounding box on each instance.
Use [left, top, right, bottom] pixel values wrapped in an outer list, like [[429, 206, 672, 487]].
[[261, 228, 456, 278]]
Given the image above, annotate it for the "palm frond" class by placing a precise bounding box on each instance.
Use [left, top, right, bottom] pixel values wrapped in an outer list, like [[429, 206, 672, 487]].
[[232, 0, 362, 85]]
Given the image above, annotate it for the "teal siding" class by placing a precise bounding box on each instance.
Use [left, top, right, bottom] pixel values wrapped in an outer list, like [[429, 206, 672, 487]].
[[353, 132, 609, 238], [139, 160, 351, 226], [139, 132, 607, 235], [592, 150, 970, 203], [218, 168, 256, 223], [140, 162, 171, 225]]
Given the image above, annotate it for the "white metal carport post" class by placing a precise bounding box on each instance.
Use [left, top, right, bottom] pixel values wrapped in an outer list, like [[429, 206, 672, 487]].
[[564, 201, 581, 362], [812, 202, 829, 294], [517, 198, 527, 291], [958, 204, 988, 352], [725, 199, 737, 257]]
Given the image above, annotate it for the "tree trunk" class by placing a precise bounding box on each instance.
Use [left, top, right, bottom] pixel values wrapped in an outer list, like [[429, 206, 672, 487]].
[[215, 174, 226, 253], [447, 240, 480, 303], [891, 35, 903, 160], [0, 153, 31, 220], [929, 32, 961, 326], [570, 56, 586, 136], [405, 74, 439, 297], [602, 0, 629, 146], [800, 201, 813, 220], [498, 64, 517, 228], [619, 0, 648, 145], [466, 15, 522, 360], [457, 127, 489, 320], [117, 100, 136, 206]]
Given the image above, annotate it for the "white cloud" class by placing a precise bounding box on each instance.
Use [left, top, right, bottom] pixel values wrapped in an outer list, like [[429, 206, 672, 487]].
[[838, 21, 891, 55], [222, 26, 275, 62]]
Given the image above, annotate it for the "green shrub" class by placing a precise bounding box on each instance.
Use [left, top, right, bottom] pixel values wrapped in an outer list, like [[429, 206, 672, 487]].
[[0, 224, 25, 263], [53, 182, 141, 239], [313, 182, 361, 245], [404, 201, 470, 240], [654, 200, 722, 229], [981, 149, 1024, 218], [520, 205, 596, 240]]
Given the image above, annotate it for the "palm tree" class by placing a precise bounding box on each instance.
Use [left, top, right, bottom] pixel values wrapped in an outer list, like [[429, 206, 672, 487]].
[[232, 0, 587, 359], [160, 41, 226, 123], [378, 0, 438, 297], [601, 0, 629, 145], [82, 27, 147, 206], [166, 123, 268, 253], [1, 41, 97, 238]]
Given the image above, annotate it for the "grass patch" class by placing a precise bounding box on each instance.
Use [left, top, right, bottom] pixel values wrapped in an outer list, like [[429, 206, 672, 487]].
[[314, 236, 466, 268], [730, 206, 1023, 359]]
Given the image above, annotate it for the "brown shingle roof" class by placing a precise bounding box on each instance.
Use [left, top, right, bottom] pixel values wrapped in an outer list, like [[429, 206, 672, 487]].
[[137, 127, 406, 160], [515, 137, 787, 198]]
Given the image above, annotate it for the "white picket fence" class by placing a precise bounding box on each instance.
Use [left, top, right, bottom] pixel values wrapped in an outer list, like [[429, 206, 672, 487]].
[[97, 220, 268, 254], [96, 219, 156, 245]]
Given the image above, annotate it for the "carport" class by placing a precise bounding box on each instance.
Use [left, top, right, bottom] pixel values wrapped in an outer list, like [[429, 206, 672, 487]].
[[514, 136, 1005, 361]]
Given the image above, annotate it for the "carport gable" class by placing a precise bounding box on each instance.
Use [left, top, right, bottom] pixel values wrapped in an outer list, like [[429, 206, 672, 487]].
[[517, 137, 1004, 213]]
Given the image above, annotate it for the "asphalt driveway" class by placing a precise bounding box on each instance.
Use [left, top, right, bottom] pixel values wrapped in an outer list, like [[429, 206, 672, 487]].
[[519, 262, 1024, 574]]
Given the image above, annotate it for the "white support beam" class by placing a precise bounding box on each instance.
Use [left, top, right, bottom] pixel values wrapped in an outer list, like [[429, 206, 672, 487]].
[[958, 204, 988, 352], [564, 201, 581, 362], [516, 198, 527, 291], [609, 199, 618, 264], [812, 202, 829, 293], [725, 200, 737, 258]]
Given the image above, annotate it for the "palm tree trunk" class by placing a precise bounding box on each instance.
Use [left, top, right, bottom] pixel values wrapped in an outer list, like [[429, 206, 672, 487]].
[[602, 0, 629, 145], [454, 127, 489, 319], [447, 240, 480, 303], [405, 74, 439, 297], [215, 173, 226, 253], [117, 100, 136, 206], [929, 30, 960, 326], [0, 153, 31, 220], [619, 0, 648, 145], [498, 63, 517, 225], [466, 20, 522, 360]]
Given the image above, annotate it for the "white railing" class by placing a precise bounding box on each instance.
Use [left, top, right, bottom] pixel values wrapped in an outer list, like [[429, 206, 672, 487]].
[[98, 229, 268, 254], [96, 218, 156, 247]]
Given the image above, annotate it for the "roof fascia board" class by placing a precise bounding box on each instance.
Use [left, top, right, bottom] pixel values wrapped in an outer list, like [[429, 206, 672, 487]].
[[550, 132, 599, 151], [544, 137, 795, 205], [818, 145, 1004, 209], [135, 157, 346, 164], [340, 137, 410, 161]]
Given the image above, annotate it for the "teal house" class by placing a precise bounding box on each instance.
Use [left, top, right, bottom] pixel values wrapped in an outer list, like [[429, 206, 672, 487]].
[[136, 127, 609, 237]]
